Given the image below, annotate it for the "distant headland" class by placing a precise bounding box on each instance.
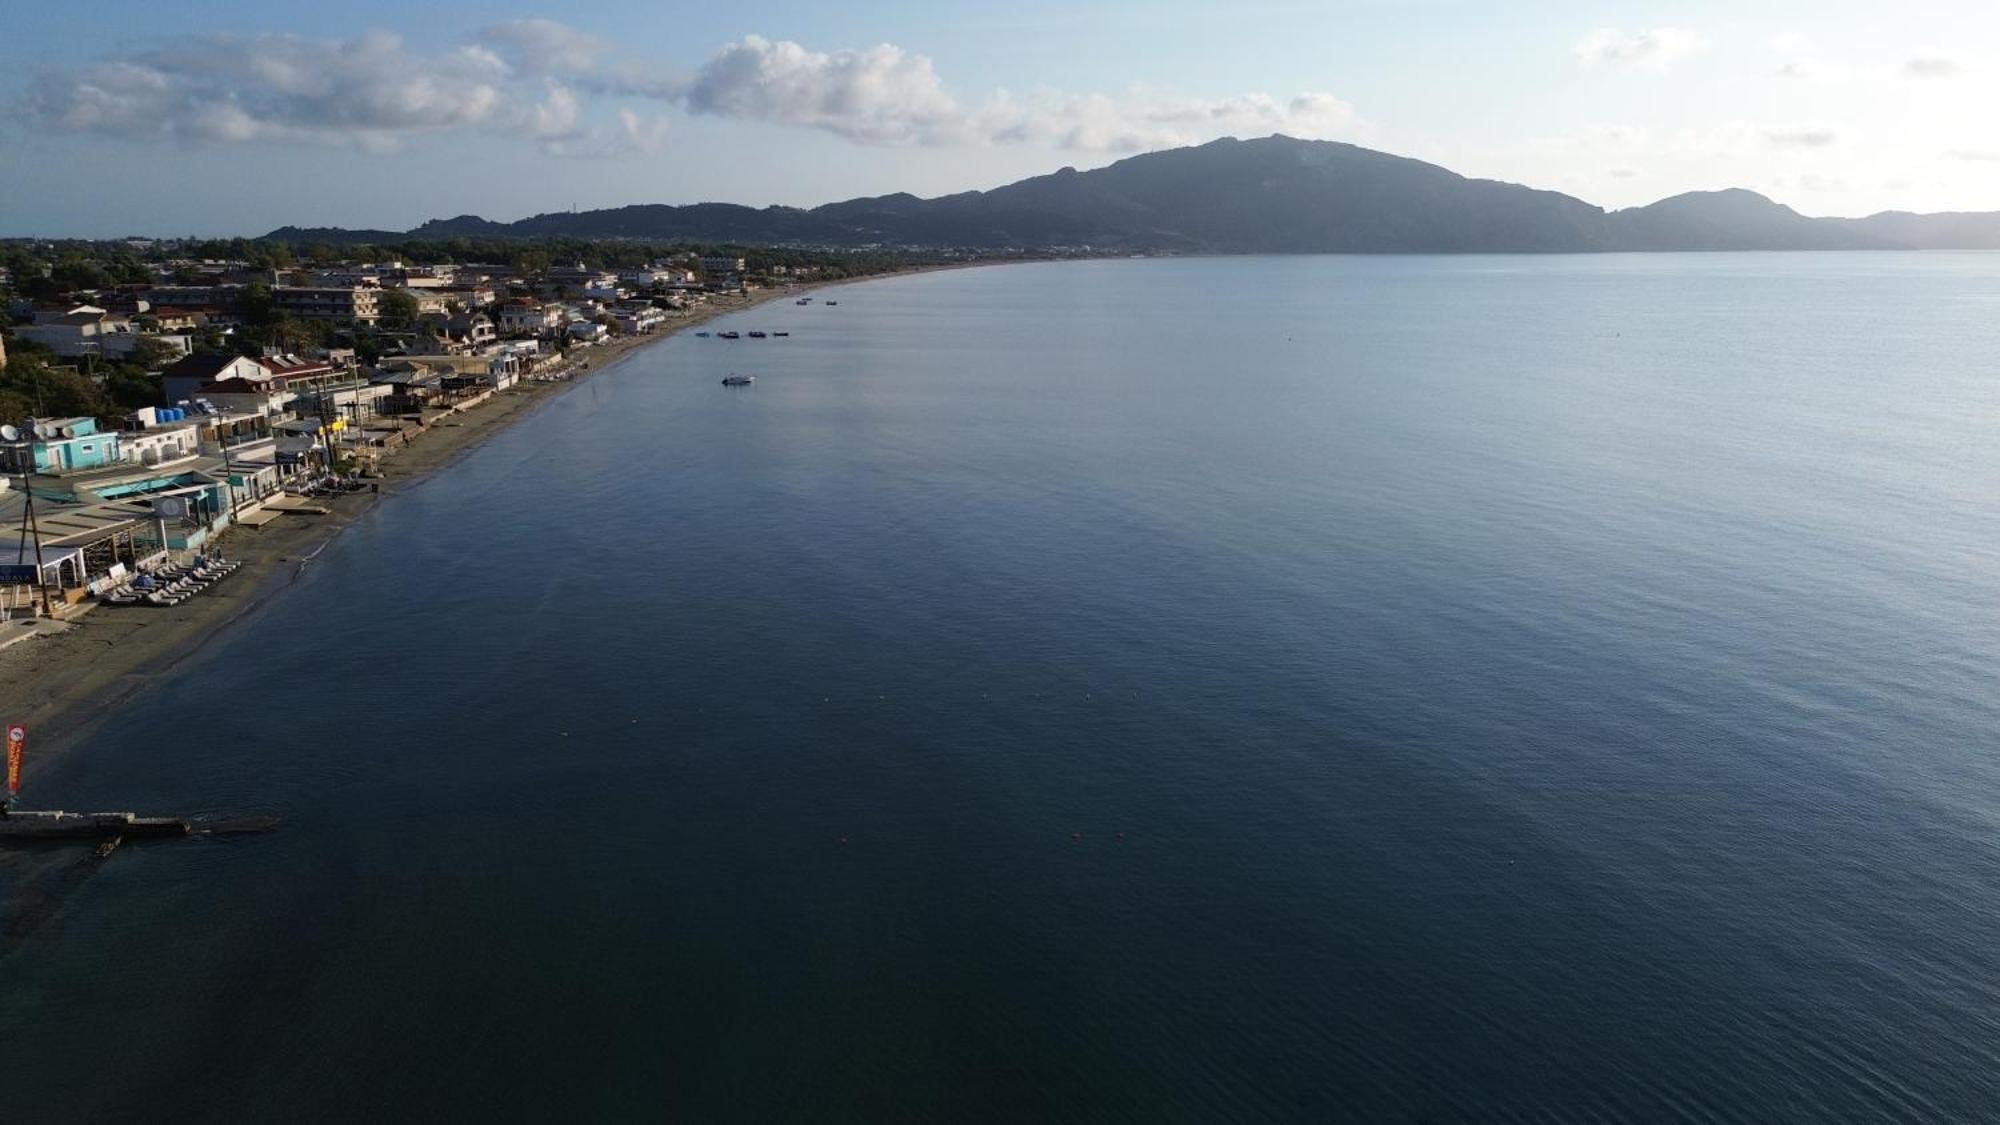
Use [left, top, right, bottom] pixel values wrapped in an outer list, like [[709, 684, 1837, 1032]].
[[259, 135, 2000, 254]]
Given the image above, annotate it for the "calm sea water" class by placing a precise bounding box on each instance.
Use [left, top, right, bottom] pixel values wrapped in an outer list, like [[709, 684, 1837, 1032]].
[[6, 255, 2000, 1121]]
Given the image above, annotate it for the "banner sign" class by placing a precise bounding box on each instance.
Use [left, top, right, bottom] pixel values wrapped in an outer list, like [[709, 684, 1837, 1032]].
[[6, 724, 24, 796], [0, 564, 38, 585]]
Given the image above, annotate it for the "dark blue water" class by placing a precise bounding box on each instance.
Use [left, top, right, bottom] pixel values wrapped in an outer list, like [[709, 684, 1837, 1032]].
[[7, 255, 2000, 1121]]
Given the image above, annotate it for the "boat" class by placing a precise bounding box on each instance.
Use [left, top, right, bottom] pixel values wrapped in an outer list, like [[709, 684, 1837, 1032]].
[[721, 374, 754, 386], [795, 298, 811, 305], [772, 331, 790, 337], [747, 330, 768, 338], [695, 331, 710, 337], [825, 300, 838, 306], [718, 330, 740, 339]]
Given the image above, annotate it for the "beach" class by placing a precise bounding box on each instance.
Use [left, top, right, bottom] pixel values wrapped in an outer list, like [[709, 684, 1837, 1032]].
[[0, 284, 803, 764]]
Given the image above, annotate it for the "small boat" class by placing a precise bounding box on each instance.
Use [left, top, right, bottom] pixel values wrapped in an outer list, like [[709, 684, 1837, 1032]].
[[718, 330, 740, 339], [772, 331, 790, 337], [795, 298, 811, 305], [721, 374, 754, 386], [747, 330, 768, 338], [696, 331, 710, 337], [825, 300, 838, 306]]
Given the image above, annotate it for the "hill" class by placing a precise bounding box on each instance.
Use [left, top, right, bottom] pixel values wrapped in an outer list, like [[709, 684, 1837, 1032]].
[[261, 135, 2000, 254]]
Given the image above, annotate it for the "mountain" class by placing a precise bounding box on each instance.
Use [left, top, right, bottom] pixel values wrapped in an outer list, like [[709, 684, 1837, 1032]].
[[261, 135, 2000, 253], [1606, 188, 1886, 251]]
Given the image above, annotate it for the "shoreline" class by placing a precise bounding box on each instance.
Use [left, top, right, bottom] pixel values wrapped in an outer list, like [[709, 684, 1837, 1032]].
[[1, 264, 977, 772]]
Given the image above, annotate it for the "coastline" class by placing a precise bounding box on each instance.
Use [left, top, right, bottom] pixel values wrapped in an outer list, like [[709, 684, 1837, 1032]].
[[0, 266, 970, 769]]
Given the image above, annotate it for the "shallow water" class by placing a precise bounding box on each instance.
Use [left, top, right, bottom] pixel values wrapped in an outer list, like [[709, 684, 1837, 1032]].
[[7, 254, 2000, 1120]]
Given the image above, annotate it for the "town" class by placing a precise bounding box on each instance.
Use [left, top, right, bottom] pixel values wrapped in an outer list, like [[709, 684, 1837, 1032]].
[[0, 239, 938, 621]]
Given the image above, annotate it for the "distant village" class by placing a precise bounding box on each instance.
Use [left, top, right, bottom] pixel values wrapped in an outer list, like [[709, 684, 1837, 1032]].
[[0, 240, 925, 614]]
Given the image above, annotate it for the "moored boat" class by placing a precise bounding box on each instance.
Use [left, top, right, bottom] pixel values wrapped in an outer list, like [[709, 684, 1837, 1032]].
[[721, 374, 754, 386]]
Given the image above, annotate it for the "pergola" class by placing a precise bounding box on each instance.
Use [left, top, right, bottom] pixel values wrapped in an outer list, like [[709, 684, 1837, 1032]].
[[0, 495, 166, 590]]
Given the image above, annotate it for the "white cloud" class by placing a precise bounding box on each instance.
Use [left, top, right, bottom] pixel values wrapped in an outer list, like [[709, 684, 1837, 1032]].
[[25, 30, 512, 152], [477, 18, 603, 75], [1903, 54, 1961, 78], [1572, 27, 1704, 70], [681, 35, 1357, 152], [525, 83, 583, 140], [616, 109, 670, 155], [1762, 125, 1838, 148], [26, 24, 1357, 159], [682, 35, 967, 145]]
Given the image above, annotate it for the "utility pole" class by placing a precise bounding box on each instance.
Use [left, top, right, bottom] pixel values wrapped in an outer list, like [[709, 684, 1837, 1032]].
[[219, 426, 239, 518], [16, 475, 53, 618]]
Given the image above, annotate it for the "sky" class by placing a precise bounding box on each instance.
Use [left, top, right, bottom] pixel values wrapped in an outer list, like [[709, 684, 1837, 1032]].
[[4, 0, 1999, 236]]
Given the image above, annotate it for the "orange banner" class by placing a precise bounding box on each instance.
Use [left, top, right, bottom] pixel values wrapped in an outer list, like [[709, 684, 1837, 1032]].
[[5, 723, 23, 796]]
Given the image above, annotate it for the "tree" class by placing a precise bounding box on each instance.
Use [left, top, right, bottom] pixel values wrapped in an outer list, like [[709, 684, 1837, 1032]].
[[378, 288, 420, 331], [0, 353, 109, 420], [123, 337, 181, 372], [240, 281, 277, 326]]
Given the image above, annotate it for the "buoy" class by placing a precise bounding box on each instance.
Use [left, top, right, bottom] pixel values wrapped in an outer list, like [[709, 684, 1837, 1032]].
[[1116, 832, 1126, 840], [1071, 832, 1082, 840]]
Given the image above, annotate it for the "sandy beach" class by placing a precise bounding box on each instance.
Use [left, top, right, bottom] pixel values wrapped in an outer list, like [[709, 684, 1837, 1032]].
[[0, 282, 818, 765]]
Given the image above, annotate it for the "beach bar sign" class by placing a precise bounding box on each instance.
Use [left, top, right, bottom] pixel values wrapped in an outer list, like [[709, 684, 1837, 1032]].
[[6, 724, 23, 796]]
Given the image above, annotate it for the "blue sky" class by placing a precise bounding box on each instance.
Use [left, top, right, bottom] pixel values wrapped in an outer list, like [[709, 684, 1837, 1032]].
[[5, 1, 1998, 236]]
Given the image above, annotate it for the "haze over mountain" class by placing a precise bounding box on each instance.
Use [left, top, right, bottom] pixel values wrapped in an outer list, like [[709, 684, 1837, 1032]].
[[265, 135, 2000, 253]]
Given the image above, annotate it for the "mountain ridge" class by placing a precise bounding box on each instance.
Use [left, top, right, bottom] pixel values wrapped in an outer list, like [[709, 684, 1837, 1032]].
[[262, 135, 2000, 253]]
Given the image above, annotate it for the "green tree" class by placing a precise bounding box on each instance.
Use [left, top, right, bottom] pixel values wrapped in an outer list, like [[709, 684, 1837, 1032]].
[[378, 288, 420, 331], [240, 280, 277, 325], [0, 353, 109, 420]]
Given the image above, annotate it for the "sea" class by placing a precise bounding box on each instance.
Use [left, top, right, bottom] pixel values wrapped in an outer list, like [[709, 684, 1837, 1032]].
[[5, 254, 2000, 1121]]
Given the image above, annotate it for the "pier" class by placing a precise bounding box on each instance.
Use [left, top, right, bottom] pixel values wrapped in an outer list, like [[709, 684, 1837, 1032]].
[[0, 810, 192, 840]]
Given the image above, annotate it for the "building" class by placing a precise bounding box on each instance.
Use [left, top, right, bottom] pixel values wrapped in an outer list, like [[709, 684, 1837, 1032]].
[[271, 286, 381, 324], [14, 310, 132, 358], [700, 256, 747, 277], [161, 354, 275, 405], [441, 283, 496, 309], [414, 312, 497, 355], [0, 417, 121, 474], [40, 459, 246, 552], [612, 304, 668, 334], [118, 413, 204, 468], [0, 491, 170, 597], [495, 298, 563, 337]]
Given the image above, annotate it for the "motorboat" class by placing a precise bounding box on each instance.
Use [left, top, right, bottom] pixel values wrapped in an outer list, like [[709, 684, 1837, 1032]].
[[747, 330, 768, 338], [718, 330, 740, 339], [721, 374, 755, 386]]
